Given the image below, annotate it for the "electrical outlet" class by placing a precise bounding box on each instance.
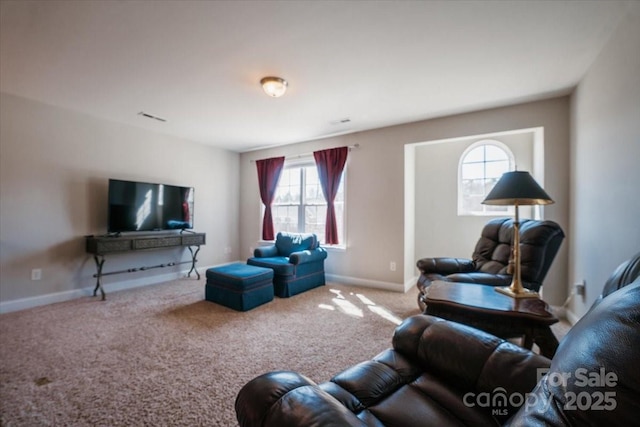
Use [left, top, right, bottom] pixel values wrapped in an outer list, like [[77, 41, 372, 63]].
[[31, 268, 42, 281], [390, 261, 397, 272], [574, 280, 586, 296]]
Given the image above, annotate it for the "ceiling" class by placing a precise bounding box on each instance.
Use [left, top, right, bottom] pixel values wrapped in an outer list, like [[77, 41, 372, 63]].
[[0, 1, 633, 152]]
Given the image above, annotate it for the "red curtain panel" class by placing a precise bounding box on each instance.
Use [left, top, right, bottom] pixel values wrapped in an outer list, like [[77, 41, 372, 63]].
[[256, 156, 285, 240], [314, 147, 348, 244]]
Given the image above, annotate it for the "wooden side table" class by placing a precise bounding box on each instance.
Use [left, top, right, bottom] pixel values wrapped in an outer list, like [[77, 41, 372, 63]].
[[86, 232, 206, 300], [423, 281, 559, 358]]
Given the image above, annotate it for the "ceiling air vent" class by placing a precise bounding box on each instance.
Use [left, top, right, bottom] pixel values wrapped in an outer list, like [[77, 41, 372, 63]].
[[330, 118, 351, 125], [138, 111, 167, 122]]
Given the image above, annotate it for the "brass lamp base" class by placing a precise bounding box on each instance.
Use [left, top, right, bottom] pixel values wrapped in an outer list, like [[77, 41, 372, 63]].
[[495, 285, 539, 299]]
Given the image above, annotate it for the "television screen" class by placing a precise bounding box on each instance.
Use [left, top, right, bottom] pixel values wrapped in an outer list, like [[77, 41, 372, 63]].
[[107, 179, 194, 233]]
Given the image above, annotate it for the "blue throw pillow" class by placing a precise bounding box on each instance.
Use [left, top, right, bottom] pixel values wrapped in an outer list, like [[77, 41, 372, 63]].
[[275, 232, 318, 256]]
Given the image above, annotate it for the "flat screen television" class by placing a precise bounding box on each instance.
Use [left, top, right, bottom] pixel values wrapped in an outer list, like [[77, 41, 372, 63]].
[[107, 179, 194, 233]]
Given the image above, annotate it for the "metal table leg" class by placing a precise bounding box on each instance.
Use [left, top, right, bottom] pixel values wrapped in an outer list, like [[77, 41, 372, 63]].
[[93, 255, 106, 301], [187, 245, 201, 280]]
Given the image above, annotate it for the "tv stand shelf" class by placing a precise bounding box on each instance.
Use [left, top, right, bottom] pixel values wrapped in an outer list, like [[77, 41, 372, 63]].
[[86, 232, 206, 300]]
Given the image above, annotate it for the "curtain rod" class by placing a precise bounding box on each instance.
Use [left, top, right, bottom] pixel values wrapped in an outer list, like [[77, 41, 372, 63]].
[[250, 144, 359, 163]]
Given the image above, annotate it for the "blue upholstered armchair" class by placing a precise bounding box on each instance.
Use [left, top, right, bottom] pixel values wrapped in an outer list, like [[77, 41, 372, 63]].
[[247, 232, 327, 297]]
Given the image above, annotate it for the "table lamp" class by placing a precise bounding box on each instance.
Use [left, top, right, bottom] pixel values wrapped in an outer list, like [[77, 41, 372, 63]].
[[482, 171, 554, 298]]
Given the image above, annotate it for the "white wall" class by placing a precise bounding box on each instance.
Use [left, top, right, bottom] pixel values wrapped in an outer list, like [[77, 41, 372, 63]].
[[568, 8, 640, 320], [0, 93, 240, 311], [413, 130, 535, 264], [239, 97, 570, 304]]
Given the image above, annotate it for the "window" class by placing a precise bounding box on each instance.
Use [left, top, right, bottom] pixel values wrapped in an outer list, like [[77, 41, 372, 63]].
[[271, 162, 345, 245], [458, 140, 514, 216]]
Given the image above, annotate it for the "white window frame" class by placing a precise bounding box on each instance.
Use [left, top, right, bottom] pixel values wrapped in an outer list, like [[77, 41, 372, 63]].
[[457, 140, 515, 216], [265, 157, 347, 248]]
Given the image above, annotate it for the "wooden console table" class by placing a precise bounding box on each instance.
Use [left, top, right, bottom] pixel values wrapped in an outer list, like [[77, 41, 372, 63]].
[[85, 232, 206, 300], [423, 281, 559, 358]]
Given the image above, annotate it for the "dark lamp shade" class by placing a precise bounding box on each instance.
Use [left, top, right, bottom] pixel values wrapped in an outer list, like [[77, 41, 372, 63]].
[[482, 171, 554, 206]]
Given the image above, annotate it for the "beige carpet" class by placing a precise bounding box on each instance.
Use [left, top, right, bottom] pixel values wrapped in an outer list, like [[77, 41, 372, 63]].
[[0, 280, 421, 426], [0, 279, 569, 426]]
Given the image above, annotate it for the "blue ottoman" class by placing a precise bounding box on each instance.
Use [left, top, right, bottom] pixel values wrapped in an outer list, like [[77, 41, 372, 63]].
[[205, 263, 274, 311]]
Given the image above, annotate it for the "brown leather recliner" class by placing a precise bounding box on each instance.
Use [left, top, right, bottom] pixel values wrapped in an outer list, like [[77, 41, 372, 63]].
[[235, 253, 640, 426], [508, 252, 640, 426], [416, 218, 564, 309]]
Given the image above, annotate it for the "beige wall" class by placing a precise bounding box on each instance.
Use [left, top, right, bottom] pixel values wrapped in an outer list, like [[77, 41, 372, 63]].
[[239, 97, 570, 305], [569, 9, 640, 320], [1, 94, 573, 312], [0, 93, 240, 311]]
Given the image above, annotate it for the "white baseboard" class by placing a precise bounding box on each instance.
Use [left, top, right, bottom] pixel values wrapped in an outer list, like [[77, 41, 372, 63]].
[[0, 263, 228, 315], [404, 276, 418, 293], [565, 309, 581, 325], [549, 305, 566, 320], [3, 265, 408, 314], [325, 273, 406, 292], [0, 287, 91, 315], [548, 305, 582, 325]]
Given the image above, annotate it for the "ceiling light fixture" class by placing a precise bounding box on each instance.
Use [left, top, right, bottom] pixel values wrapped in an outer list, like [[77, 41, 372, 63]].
[[260, 76, 288, 98]]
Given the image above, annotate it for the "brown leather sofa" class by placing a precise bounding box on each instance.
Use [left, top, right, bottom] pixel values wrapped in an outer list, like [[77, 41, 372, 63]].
[[416, 218, 564, 310], [235, 253, 639, 426]]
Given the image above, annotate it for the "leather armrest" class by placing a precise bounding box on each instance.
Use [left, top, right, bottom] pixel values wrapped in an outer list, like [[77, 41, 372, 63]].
[[445, 272, 512, 287], [416, 257, 475, 275], [253, 245, 278, 258], [289, 247, 328, 265], [235, 371, 364, 427], [506, 283, 640, 427], [392, 315, 549, 420]]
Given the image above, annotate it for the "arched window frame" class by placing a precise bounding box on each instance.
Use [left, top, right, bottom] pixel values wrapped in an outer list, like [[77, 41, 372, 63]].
[[458, 140, 515, 216]]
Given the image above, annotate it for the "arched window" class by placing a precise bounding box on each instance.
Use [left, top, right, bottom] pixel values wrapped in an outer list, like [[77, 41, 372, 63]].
[[458, 140, 515, 216]]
